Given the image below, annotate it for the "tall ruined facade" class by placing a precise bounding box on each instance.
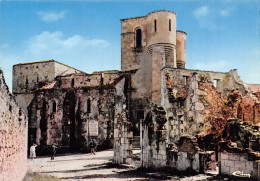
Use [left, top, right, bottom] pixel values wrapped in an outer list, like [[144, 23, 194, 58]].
[[13, 10, 260, 177], [116, 10, 260, 178], [13, 60, 125, 153]]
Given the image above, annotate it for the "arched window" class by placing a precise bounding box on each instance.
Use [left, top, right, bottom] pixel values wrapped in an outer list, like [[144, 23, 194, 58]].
[[52, 101, 56, 112], [135, 29, 142, 48], [87, 99, 91, 113]]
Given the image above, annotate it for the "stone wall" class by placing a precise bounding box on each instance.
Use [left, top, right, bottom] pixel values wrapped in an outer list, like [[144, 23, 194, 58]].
[[13, 60, 56, 93], [113, 77, 133, 164], [26, 72, 122, 154], [220, 152, 260, 179], [161, 67, 260, 144], [167, 152, 200, 172], [0, 70, 27, 181], [141, 105, 168, 168], [13, 60, 83, 93]]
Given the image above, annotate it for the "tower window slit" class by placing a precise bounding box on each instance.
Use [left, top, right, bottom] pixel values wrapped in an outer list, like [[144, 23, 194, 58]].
[[154, 20, 157, 32], [169, 19, 171, 31]]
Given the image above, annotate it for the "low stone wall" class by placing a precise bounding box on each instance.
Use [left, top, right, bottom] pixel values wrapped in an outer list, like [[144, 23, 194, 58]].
[[0, 70, 28, 181], [220, 152, 260, 179], [167, 151, 200, 172]]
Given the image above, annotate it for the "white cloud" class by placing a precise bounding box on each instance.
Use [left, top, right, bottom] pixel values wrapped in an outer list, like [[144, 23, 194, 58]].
[[0, 31, 111, 90], [193, 6, 218, 29], [194, 60, 229, 71], [20, 31, 111, 73], [193, 6, 235, 29], [193, 6, 209, 19], [24, 31, 108, 58], [220, 7, 234, 17], [37, 10, 67, 22]]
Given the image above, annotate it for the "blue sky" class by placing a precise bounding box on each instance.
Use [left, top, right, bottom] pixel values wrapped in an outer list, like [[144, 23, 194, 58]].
[[0, 0, 259, 91]]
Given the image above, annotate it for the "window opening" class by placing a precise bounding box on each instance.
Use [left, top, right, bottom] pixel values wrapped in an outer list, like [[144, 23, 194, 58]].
[[26, 75, 29, 89], [52, 101, 56, 112], [136, 29, 142, 48], [100, 73, 104, 85], [87, 99, 91, 113], [183, 76, 189, 85], [154, 20, 157, 32], [213, 79, 220, 88], [71, 78, 75, 87], [169, 19, 171, 31]]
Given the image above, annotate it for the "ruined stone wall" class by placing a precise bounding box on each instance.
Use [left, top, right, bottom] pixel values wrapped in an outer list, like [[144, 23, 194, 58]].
[[247, 84, 260, 93], [57, 71, 120, 89], [0, 70, 27, 181], [14, 93, 34, 116], [13, 60, 56, 93], [162, 67, 259, 143], [113, 77, 133, 164], [220, 152, 259, 179], [13, 60, 83, 93], [142, 105, 168, 168], [27, 74, 119, 154], [54, 61, 84, 77]]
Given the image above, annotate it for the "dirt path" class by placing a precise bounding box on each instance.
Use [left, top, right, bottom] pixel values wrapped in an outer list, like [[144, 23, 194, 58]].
[[27, 149, 149, 181], [27, 149, 222, 181]]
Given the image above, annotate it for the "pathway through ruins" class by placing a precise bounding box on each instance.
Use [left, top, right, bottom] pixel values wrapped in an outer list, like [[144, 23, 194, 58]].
[[27, 149, 222, 181], [27, 149, 148, 181]]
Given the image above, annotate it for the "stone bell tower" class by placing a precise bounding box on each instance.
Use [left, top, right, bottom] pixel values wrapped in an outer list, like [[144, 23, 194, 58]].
[[121, 10, 187, 105]]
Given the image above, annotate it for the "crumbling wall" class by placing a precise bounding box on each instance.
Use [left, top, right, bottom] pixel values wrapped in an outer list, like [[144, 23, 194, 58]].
[[13, 60, 83, 93], [167, 136, 201, 172], [0, 70, 27, 181], [195, 75, 260, 138], [220, 152, 259, 179], [113, 77, 133, 164], [162, 67, 260, 145], [27, 73, 118, 154], [13, 60, 56, 93], [142, 104, 168, 168], [56, 70, 121, 89]]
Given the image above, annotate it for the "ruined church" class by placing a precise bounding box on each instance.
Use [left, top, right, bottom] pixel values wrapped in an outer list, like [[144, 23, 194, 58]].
[[12, 10, 260, 178]]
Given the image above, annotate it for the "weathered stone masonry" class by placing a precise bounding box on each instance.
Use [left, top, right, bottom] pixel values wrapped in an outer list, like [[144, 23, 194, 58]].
[[0, 70, 27, 181], [24, 70, 128, 154], [11, 9, 260, 179]]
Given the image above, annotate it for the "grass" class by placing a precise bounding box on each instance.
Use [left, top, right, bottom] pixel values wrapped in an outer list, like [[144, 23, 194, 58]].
[[23, 172, 60, 181]]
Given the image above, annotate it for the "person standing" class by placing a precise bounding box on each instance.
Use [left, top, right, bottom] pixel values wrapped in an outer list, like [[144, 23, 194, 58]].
[[30, 143, 37, 159], [51, 144, 57, 160], [89, 139, 96, 155]]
